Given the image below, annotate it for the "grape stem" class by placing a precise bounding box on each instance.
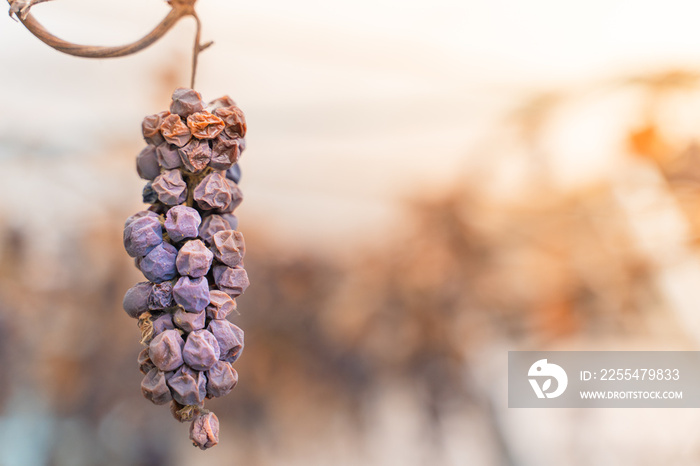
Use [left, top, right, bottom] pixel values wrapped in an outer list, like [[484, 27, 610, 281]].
[[6, 0, 212, 88]]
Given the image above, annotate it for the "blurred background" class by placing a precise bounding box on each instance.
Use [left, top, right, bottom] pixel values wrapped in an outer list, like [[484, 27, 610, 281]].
[[3, 0, 700, 465]]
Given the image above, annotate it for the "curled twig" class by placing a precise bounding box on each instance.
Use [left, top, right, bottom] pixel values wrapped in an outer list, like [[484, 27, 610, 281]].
[[7, 0, 210, 87]]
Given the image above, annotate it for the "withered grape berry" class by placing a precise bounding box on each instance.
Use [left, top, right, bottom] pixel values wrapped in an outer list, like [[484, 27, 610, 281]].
[[183, 329, 220, 370], [211, 230, 245, 267], [179, 138, 212, 173], [142, 110, 169, 145], [173, 276, 210, 312], [152, 313, 175, 335], [124, 89, 251, 450], [190, 412, 220, 450], [173, 307, 205, 333], [207, 319, 244, 363], [142, 182, 158, 204], [218, 180, 243, 214], [124, 216, 162, 257], [176, 240, 213, 278], [206, 290, 236, 320], [206, 361, 238, 398], [149, 282, 174, 310], [156, 143, 182, 170], [149, 329, 184, 371], [152, 169, 188, 205], [138, 347, 155, 375], [193, 171, 232, 210], [226, 163, 242, 184], [167, 364, 207, 405], [199, 214, 234, 245], [136, 145, 161, 180], [170, 88, 204, 118], [123, 282, 152, 318], [164, 206, 201, 242], [187, 112, 225, 139], [160, 113, 192, 147], [212, 265, 250, 298], [139, 242, 178, 283], [142, 368, 173, 405]]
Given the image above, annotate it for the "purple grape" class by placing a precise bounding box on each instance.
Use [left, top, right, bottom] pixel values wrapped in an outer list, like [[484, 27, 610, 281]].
[[164, 206, 201, 242], [139, 242, 178, 283], [148, 282, 174, 310], [124, 215, 163, 257], [217, 179, 243, 214], [142, 111, 169, 145], [152, 169, 187, 205], [149, 329, 184, 372], [123, 281, 152, 319], [190, 412, 219, 450], [176, 239, 213, 278], [172, 276, 210, 312], [136, 145, 161, 180], [210, 133, 241, 170], [124, 210, 159, 229], [167, 364, 207, 405], [179, 138, 212, 173], [206, 96, 236, 112], [193, 172, 232, 211], [225, 163, 241, 184], [198, 215, 233, 245], [138, 347, 155, 375], [142, 368, 173, 405], [220, 213, 239, 231], [205, 290, 236, 320], [212, 265, 249, 298], [207, 319, 244, 363], [206, 361, 238, 398], [170, 88, 204, 118], [156, 143, 182, 170], [211, 230, 245, 267], [142, 181, 158, 204], [152, 313, 175, 335], [173, 307, 205, 333], [183, 329, 220, 371]]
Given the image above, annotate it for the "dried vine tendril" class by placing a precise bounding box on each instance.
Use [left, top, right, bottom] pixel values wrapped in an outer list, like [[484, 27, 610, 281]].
[[6, 0, 213, 87]]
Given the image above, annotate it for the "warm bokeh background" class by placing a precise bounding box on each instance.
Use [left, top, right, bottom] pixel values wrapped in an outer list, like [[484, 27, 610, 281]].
[[3, 1, 700, 465]]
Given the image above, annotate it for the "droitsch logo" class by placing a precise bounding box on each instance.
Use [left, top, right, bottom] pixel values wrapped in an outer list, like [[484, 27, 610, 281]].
[[528, 359, 568, 399]]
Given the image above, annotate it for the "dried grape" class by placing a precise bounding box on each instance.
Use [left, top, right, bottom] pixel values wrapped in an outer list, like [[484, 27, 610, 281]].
[[187, 111, 225, 139], [123, 281, 151, 318], [149, 329, 184, 372], [211, 230, 245, 267], [156, 143, 182, 170], [193, 171, 232, 210], [206, 361, 238, 398], [179, 138, 212, 173], [152, 169, 187, 205], [136, 145, 161, 180], [170, 88, 204, 118], [173, 276, 210, 312], [167, 364, 207, 405], [173, 307, 205, 333], [190, 412, 219, 450], [176, 239, 213, 278], [164, 205, 201, 242], [207, 319, 244, 363], [141, 368, 172, 405], [182, 329, 220, 370], [124, 216, 162, 257], [160, 114, 192, 147], [139, 242, 178, 283], [205, 290, 237, 320]]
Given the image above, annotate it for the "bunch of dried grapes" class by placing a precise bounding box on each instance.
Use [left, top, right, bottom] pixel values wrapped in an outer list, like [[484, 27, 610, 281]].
[[122, 88, 249, 450]]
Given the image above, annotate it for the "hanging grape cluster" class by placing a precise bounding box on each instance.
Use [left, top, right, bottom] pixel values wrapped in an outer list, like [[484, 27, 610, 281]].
[[122, 88, 249, 450]]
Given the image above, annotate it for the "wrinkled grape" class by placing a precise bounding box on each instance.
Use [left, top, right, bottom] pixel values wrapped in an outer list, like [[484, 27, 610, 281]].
[[173, 307, 205, 333], [212, 265, 249, 298], [176, 239, 213, 278], [217, 180, 243, 214], [179, 138, 212, 173], [139, 242, 178, 283], [156, 143, 182, 170], [136, 145, 161, 180], [211, 230, 245, 267], [142, 182, 158, 204], [205, 290, 236, 320], [160, 114, 192, 147], [142, 110, 170, 145], [173, 276, 210, 312], [210, 133, 241, 170], [187, 112, 225, 139], [167, 364, 207, 405], [207, 319, 244, 363], [164, 205, 201, 242], [190, 412, 219, 450], [183, 329, 220, 370], [149, 329, 184, 371], [170, 88, 204, 118], [142, 368, 173, 405], [226, 164, 242, 184], [149, 281, 174, 310], [152, 313, 175, 335], [123, 281, 151, 318], [213, 105, 246, 138], [198, 214, 234, 245], [138, 347, 155, 375], [124, 216, 163, 257], [206, 361, 238, 398], [193, 172, 231, 210], [152, 169, 187, 205]]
